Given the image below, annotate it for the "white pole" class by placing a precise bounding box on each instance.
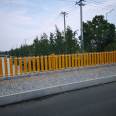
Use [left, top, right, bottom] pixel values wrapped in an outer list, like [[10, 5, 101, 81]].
[[2, 57, 5, 77], [7, 58, 10, 77]]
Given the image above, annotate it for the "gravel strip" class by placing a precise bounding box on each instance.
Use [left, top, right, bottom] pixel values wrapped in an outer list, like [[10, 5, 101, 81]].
[[0, 64, 116, 96]]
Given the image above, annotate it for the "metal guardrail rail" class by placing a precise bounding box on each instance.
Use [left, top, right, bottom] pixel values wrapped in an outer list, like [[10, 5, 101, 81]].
[[0, 51, 116, 79]]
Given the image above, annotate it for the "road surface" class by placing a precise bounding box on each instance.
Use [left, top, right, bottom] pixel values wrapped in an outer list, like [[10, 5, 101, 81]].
[[1, 82, 116, 116]]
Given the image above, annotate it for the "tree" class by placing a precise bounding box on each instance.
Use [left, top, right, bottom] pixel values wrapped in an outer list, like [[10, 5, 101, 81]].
[[33, 36, 39, 56], [65, 26, 79, 53], [38, 33, 50, 55], [54, 27, 65, 54], [49, 33, 55, 54], [104, 42, 116, 51], [83, 15, 116, 52]]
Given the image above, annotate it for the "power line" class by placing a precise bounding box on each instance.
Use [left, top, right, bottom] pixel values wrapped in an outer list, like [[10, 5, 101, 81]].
[[105, 9, 114, 21], [75, 0, 86, 52]]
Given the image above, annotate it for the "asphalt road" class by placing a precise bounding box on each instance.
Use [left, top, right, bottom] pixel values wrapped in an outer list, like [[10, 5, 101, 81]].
[[1, 82, 116, 116]]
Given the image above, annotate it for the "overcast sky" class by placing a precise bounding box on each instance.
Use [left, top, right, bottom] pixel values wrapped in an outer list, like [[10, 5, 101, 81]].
[[0, 0, 116, 51]]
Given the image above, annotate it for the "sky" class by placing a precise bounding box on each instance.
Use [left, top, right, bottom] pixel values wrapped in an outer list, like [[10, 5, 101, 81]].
[[0, 0, 116, 51]]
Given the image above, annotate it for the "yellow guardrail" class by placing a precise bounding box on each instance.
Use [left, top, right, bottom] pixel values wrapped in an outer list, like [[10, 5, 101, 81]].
[[0, 51, 116, 78]]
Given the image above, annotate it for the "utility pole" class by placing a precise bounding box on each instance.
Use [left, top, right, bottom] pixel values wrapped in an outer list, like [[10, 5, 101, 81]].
[[76, 0, 85, 52], [60, 11, 68, 40]]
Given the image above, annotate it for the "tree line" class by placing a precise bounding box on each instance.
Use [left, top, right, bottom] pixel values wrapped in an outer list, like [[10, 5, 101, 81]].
[[9, 26, 79, 56], [1, 15, 116, 57]]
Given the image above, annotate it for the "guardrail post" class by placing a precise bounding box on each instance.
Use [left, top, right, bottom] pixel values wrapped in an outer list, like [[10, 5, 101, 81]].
[[68, 54, 71, 68], [104, 52, 106, 64], [24, 57, 27, 74], [106, 52, 108, 64], [101, 52, 103, 64], [28, 57, 32, 73], [77, 54, 80, 67], [58, 55, 61, 69], [44, 56, 48, 71], [0, 58, 3, 78], [2, 57, 5, 79], [32, 57, 36, 72], [92, 53, 94, 65], [40, 56, 44, 72], [51, 54, 56, 70], [81, 54, 84, 67], [62, 54, 65, 69], [94, 53, 96, 65], [37, 57, 40, 72], [48, 56, 52, 70], [103, 52, 105, 64], [72, 54, 75, 68], [14, 57, 18, 76], [75, 54, 77, 67], [65, 54, 68, 68], [108, 52, 110, 64], [111, 51, 113, 63], [96, 53, 99, 65], [87, 53, 89, 66], [4, 57, 8, 78], [19, 57, 22, 75], [99, 52, 101, 64], [114, 51, 116, 63], [83, 53, 86, 66], [88, 53, 90, 66], [7, 58, 11, 79], [55, 55, 58, 70], [113, 51, 114, 63], [9, 57, 13, 77]]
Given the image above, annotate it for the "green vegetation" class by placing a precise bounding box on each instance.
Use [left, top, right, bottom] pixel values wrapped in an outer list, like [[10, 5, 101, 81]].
[[0, 15, 116, 57], [83, 15, 116, 52], [8, 26, 79, 56]]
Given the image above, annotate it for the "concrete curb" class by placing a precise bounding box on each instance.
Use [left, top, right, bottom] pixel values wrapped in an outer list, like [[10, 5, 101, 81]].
[[0, 75, 116, 106]]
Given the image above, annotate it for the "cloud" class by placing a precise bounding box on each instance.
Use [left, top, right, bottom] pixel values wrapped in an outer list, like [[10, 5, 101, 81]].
[[0, 0, 116, 51]]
